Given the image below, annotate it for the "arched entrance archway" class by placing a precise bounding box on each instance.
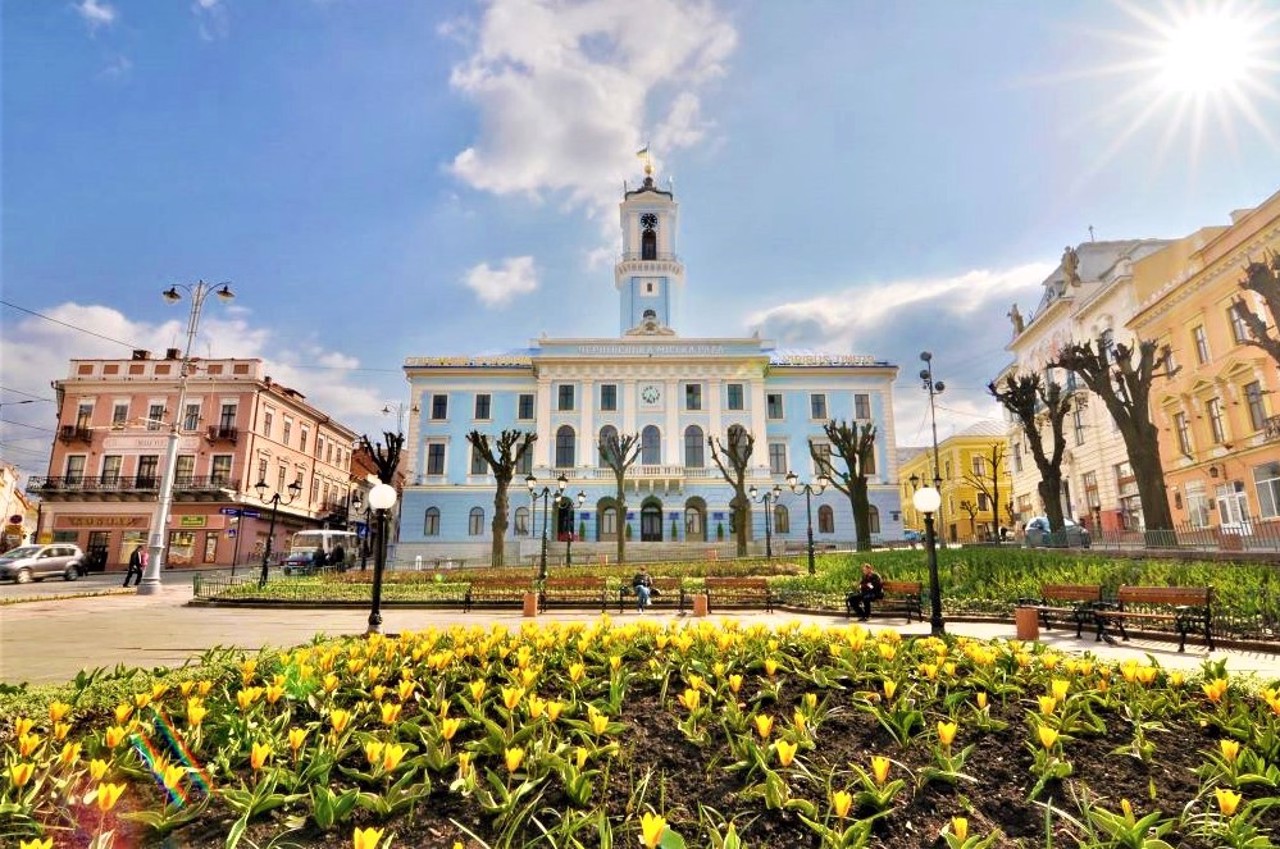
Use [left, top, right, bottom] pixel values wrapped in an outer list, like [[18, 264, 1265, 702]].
[[684, 496, 707, 542], [640, 497, 664, 542]]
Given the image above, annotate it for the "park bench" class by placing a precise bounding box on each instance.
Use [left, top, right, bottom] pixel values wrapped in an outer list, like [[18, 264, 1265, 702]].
[[617, 576, 686, 614], [703, 577, 773, 613], [463, 578, 533, 613], [1093, 585, 1214, 652], [539, 577, 608, 613], [846, 580, 923, 622], [1016, 584, 1104, 638]]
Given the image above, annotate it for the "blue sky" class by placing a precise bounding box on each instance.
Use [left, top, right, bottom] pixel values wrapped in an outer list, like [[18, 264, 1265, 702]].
[[3, 0, 1279, 478]]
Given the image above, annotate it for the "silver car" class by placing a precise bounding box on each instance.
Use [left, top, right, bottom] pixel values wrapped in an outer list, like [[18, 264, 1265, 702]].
[[1023, 517, 1092, 548], [0, 544, 86, 583]]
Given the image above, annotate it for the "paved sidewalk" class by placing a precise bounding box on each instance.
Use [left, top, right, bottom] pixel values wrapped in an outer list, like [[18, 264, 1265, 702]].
[[3, 586, 1279, 686]]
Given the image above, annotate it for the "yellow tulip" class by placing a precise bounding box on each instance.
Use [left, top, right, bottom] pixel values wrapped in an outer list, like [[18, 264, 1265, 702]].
[[352, 825, 385, 849], [265, 684, 285, 705], [1038, 695, 1057, 716], [774, 739, 798, 767], [18, 733, 40, 758], [13, 717, 34, 737], [236, 688, 262, 711], [882, 680, 897, 700], [937, 720, 957, 748], [568, 663, 585, 683], [976, 691, 988, 710], [19, 839, 53, 849], [8, 762, 35, 788], [163, 763, 186, 791], [1051, 679, 1069, 701], [250, 741, 272, 771], [831, 789, 853, 818], [58, 741, 81, 766], [677, 688, 701, 712], [754, 713, 774, 740], [88, 758, 108, 781], [187, 700, 208, 728], [546, 700, 564, 722], [380, 702, 402, 725], [441, 717, 463, 741], [501, 686, 524, 712], [95, 781, 126, 813], [589, 707, 609, 735], [575, 746, 588, 770], [288, 727, 309, 753], [470, 679, 487, 701], [330, 709, 352, 734], [871, 755, 891, 785], [133, 693, 151, 709], [398, 679, 416, 702], [1037, 725, 1059, 749], [504, 746, 525, 773], [1203, 678, 1229, 704], [1169, 671, 1185, 687], [381, 743, 407, 772], [457, 752, 473, 776], [640, 811, 667, 848], [48, 701, 72, 723], [323, 673, 340, 694], [197, 680, 213, 696], [1221, 739, 1241, 763], [793, 709, 807, 734], [728, 674, 743, 695], [764, 658, 779, 677], [950, 817, 969, 840], [1216, 787, 1243, 817], [52, 722, 70, 742], [114, 703, 132, 724], [365, 740, 386, 768]]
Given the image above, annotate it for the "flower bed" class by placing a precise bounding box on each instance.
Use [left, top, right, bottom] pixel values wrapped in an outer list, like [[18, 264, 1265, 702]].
[[4, 621, 1280, 847]]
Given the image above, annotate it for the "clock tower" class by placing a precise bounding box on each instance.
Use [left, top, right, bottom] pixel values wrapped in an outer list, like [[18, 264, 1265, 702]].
[[616, 156, 684, 336]]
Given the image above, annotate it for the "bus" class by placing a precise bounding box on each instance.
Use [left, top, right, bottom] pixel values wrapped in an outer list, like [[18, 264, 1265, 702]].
[[282, 530, 358, 575]]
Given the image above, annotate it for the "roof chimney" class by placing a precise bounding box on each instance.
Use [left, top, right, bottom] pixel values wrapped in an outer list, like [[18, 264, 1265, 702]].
[[165, 348, 181, 360], [131, 349, 150, 360]]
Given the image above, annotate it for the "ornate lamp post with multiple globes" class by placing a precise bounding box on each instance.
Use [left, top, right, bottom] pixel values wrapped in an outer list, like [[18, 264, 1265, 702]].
[[526, 473, 567, 581], [138, 281, 234, 594], [912, 484, 946, 636], [786, 470, 831, 576], [748, 483, 782, 558], [256, 478, 302, 588], [365, 482, 398, 635]]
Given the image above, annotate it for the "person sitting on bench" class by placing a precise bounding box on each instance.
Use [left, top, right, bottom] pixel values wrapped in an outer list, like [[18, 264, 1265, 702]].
[[848, 562, 884, 621], [632, 566, 654, 613]]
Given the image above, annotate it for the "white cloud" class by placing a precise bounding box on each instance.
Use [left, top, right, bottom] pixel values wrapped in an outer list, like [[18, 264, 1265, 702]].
[[75, 0, 117, 30], [464, 256, 540, 307], [445, 0, 736, 216], [192, 0, 230, 41]]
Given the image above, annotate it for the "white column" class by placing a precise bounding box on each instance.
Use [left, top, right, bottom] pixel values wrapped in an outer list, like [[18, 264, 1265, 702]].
[[579, 378, 594, 475], [622, 379, 638, 436], [665, 378, 680, 466], [749, 378, 769, 474], [536, 377, 553, 469]]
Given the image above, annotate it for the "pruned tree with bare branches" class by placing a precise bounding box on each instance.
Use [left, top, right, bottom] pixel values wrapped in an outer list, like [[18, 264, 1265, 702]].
[[809, 419, 876, 551], [709, 425, 754, 557], [598, 431, 642, 565], [988, 373, 1072, 533], [962, 443, 1006, 542], [465, 429, 536, 567], [1234, 252, 1280, 367], [1053, 337, 1176, 535]]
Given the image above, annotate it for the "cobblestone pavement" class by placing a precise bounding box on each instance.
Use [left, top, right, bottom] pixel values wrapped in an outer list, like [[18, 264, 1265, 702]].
[[3, 585, 1278, 686]]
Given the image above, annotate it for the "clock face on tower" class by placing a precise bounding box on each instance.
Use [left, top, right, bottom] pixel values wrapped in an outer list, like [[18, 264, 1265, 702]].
[[640, 384, 661, 405]]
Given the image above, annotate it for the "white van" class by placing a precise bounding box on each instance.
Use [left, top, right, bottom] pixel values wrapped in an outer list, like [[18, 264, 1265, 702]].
[[283, 530, 358, 575]]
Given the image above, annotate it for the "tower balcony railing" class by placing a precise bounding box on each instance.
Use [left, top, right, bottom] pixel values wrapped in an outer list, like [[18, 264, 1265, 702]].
[[618, 251, 681, 263]]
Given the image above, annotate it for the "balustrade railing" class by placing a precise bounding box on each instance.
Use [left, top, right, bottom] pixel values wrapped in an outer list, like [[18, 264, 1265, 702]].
[[26, 476, 240, 494]]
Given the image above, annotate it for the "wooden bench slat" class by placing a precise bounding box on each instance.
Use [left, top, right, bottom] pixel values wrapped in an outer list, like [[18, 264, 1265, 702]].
[[1015, 584, 1102, 638], [1095, 585, 1213, 652], [847, 580, 922, 622], [703, 577, 773, 613], [617, 577, 685, 614]]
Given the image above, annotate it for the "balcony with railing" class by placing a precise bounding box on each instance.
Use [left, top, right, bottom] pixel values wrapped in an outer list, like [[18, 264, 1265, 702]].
[[57, 425, 93, 444], [26, 476, 240, 498], [206, 425, 239, 443], [1265, 415, 1280, 442]]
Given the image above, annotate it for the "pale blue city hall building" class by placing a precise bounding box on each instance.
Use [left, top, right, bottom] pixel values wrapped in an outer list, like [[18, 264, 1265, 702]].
[[397, 165, 903, 566]]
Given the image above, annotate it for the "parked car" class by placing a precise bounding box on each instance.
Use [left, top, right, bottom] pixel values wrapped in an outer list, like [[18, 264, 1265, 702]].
[[902, 529, 924, 544], [1023, 516, 1091, 548], [0, 543, 86, 583]]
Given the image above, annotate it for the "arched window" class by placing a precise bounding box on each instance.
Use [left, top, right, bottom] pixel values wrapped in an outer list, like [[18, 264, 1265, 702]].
[[599, 505, 618, 540], [641, 229, 657, 260], [818, 504, 835, 534], [424, 507, 440, 536], [555, 425, 576, 468], [869, 505, 881, 534], [514, 506, 529, 536], [468, 507, 485, 536], [685, 506, 704, 540], [684, 425, 704, 468], [773, 504, 790, 534], [598, 425, 618, 464], [641, 425, 661, 465]]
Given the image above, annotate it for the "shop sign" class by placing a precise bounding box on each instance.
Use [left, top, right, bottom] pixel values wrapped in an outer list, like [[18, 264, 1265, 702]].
[[180, 515, 207, 528], [63, 515, 147, 528]]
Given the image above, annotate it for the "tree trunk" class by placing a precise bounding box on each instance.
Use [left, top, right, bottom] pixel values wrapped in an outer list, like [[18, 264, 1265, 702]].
[[615, 472, 627, 566], [1119, 419, 1174, 538], [490, 479, 510, 567], [732, 493, 749, 557], [851, 477, 871, 551], [1038, 475, 1065, 531]]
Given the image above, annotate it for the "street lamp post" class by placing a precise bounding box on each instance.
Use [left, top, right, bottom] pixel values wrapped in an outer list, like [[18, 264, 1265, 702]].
[[256, 478, 302, 588], [919, 351, 946, 532], [139, 281, 234, 595], [562, 490, 587, 567], [749, 483, 782, 558], [526, 473, 567, 581], [786, 471, 831, 576], [912, 485, 945, 635], [365, 482, 398, 635]]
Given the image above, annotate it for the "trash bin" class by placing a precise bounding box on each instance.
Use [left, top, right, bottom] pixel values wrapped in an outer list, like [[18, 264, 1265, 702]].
[[1015, 606, 1040, 641], [522, 591, 539, 618], [692, 593, 709, 618]]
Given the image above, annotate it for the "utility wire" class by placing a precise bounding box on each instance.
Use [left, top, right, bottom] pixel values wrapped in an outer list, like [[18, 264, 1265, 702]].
[[0, 386, 55, 401], [1, 300, 139, 349], [0, 419, 56, 433]]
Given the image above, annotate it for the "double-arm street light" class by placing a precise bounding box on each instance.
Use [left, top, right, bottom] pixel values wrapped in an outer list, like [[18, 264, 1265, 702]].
[[561, 489, 587, 566], [749, 483, 782, 558], [919, 351, 946, 528], [526, 473, 567, 581], [911, 483, 946, 635], [139, 281, 235, 595], [256, 478, 302, 587], [786, 471, 831, 576], [365, 482, 398, 635]]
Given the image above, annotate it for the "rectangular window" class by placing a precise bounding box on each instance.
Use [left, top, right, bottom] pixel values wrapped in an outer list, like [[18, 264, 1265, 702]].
[[470, 447, 489, 476], [854, 393, 871, 420], [426, 443, 446, 475], [1083, 470, 1101, 509], [1175, 412, 1193, 455], [557, 385, 575, 411], [183, 403, 200, 431], [1073, 407, 1086, 445], [257, 457, 268, 485], [768, 443, 787, 475], [977, 493, 990, 511], [972, 456, 986, 476], [516, 449, 533, 476], [431, 394, 448, 420], [148, 403, 165, 431], [1229, 303, 1252, 343], [138, 455, 159, 486], [282, 418, 292, 445], [277, 466, 287, 493], [600, 384, 617, 411], [810, 393, 827, 420], [727, 383, 744, 411], [425, 509, 440, 536], [1245, 382, 1267, 432], [262, 409, 273, 438], [219, 403, 236, 429], [101, 455, 122, 483], [299, 426, 308, 452], [518, 393, 535, 420], [1255, 462, 1280, 520], [766, 393, 783, 419], [112, 402, 129, 426], [1193, 325, 1211, 364], [1208, 397, 1227, 443], [1012, 442, 1023, 473], [65, 455, 85, 483], [812, 443, 832, 477], [175, 455, 195, 485], [1098, 329, 1115, 364], [75, 402, 92, 427], [863, 448, 876, 475], [474, 394, 491, 420], [211, 455, 232, 484], [685, 383, 702, 411]]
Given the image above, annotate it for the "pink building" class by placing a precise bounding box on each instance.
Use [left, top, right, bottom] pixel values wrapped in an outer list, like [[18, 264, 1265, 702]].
[[28, 350, 359, 573]]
